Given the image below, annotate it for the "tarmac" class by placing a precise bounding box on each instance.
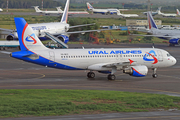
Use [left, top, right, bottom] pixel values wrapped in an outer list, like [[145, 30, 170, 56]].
[[1, 43, 180, 120]]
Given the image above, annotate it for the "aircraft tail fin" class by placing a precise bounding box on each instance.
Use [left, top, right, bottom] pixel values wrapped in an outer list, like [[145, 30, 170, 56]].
[[14, 17, 47, 51], [157, 6, 162, 14], [33, 6, 42, 12], [60, 0, 69, 23], [56, 6, 63, 13], [177, 9, 180, 15], [86, 2, 94, 11], [147, 11, 158, 30], [117, 10, 122, 15]]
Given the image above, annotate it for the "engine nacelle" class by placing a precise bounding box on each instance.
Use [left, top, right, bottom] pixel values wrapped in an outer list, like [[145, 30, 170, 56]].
[[57, 35, 69, 44], [6, 33, 18, 41], [123, 65, 148, 77], [169, 38, 180, 45]]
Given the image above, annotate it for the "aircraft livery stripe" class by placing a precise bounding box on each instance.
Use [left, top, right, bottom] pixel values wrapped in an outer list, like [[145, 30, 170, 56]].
[[22, 23, 29, 50]]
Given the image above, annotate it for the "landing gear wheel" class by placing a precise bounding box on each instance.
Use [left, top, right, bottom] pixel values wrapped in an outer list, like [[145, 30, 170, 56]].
[[87, 72, 95, 78], [108, 74, 116, 80], [152, 74, 158, 78]]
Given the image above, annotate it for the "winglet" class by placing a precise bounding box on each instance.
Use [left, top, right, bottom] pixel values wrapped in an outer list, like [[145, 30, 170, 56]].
[[147, 11, 158, 30], [60, 0, 69, 23], [14, 17, 47, 51]]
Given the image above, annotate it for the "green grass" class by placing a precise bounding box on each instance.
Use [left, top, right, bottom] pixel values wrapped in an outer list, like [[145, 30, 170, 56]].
[[0, 89, 180, 118]]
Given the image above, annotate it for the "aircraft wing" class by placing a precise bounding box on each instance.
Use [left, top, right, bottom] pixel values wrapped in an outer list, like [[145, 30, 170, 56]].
[[63, 28, 120, 35], [69, 23, 96, 29], [0, 28, 14, 32]]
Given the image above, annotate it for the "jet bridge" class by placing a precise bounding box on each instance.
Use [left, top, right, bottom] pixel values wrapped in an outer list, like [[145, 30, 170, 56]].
[[44, 32, 68, 49]]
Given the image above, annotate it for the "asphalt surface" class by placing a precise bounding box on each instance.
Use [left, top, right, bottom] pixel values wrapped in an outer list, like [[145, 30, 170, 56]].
[[0, 43, 180, 119]]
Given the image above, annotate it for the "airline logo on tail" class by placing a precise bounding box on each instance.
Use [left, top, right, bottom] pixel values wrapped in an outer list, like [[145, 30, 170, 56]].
[[61, 0, 69, 23], [143, 50, 158, 64], [87, 2, 93, 10], [147, 11, 158, 29], [177, 9, 180, 15], [25, 33, 37, 44]]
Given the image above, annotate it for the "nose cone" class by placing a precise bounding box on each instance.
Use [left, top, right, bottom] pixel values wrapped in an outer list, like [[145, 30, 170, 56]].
[[170, 56, 177, 66]]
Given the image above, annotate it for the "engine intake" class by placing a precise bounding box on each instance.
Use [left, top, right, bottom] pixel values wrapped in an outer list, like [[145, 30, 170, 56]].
[[57, 35, 69, 44], [123, 65, 148, 77]]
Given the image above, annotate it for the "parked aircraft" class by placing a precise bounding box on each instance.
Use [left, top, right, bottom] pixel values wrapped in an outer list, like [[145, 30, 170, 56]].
[[132, 12, 180, 46], [0, 8, 3, 12], [143, 7, 161, 16], [0, 41, 19, 50], [158, 7, 177, 17], [86, 2, 118, 15], [117, 10, 139, 18], [33, 6, 61, 15], [56, 6, 89, 14], [1, 0, 115, 46], [10, 17, 176, 80]]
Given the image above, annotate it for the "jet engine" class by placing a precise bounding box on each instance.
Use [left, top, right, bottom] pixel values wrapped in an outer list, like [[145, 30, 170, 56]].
[[123, 65, 148, 77], [169, 38, 180, 45], [6, 33, 18, 41], [57, 35, 69, 44]]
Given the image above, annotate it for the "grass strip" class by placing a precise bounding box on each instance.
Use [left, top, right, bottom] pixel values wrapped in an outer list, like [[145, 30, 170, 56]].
[[0, 89, 180, 118]]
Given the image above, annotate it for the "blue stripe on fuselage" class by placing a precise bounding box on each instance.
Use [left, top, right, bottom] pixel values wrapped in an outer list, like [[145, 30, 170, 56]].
[[11, 51, 83, 70]]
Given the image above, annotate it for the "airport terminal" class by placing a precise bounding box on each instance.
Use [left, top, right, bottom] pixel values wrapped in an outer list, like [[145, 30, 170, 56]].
[[1, 0, 180, 119]]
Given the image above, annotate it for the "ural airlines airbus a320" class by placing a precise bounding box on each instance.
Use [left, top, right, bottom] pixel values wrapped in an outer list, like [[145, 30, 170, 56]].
[[1, 0, 113, 44], [11, 17, 176, 80]]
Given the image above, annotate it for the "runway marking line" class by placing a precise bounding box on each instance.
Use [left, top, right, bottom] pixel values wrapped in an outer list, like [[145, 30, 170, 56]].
[[104, 115, 180, 120]]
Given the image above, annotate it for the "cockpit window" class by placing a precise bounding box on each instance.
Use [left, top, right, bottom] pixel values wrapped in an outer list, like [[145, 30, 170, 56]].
[[167, 54, 171, 57]]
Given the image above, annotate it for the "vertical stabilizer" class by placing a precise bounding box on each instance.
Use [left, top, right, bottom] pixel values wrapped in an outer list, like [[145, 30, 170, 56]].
[[60, 0, 69, 23], [147, 11, 158, 30], [56, 6, 63, 13], [86, 2, 94, 11], [14, 17, 47, 51], [157, 6, 162, 15], [177, 9, 180, 15], [33, 6, 42, 12], [117, 10, 122, 15]]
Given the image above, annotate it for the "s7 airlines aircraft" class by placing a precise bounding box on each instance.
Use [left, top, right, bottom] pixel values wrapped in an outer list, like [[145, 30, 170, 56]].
[[56, 6, 89, 14], [117, 10, 139, 18], [11, 17, 176, 80], [158, 7, 177, 17], [135, 12, 180, 46], [143, 7, 161, 16], [86, 2, 118, 15], [2, 0, 113, 45], [33, 6, 61, 15]]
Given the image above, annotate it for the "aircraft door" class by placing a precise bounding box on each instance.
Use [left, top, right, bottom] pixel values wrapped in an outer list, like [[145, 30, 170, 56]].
[[157, 50, 163, 62], [49, 51, 55, 63]]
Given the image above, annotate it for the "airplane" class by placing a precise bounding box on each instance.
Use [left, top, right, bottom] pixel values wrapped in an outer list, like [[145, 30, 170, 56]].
[[56, 6, 89, 15], [0, 8, 3, 12], [86, 2, 118, 15], [1, 0, 116, 46], [33, 6, 61, 15], [117, 10, 139, 18], [131, 11, 180, 46], [9, 17, 176, 80], [158, 7, 177, 17], [143, 7, 161, 16]]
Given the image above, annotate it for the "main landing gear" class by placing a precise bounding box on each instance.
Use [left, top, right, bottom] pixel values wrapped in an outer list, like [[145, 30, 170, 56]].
[[87, 72, 116, 80], [152, 68, 158, 78]]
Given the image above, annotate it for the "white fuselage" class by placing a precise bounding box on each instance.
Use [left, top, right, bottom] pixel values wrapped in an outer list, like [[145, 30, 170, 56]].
[[32, 48, 176, 70], [91, 8, 118, 14], [14, 22, 69, 38], [149, 29, 180, 40]]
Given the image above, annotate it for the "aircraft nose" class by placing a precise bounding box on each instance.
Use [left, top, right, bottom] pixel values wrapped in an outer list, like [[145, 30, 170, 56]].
[[171, 56, 177, 66]]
